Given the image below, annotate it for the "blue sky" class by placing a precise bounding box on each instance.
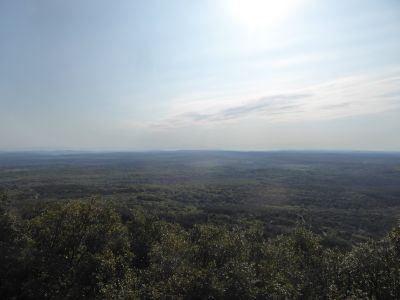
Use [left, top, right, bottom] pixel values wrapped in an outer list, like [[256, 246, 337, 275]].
[[1, 0, 400, 151]]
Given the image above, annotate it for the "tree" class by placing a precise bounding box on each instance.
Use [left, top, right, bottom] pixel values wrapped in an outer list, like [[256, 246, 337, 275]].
[[340, 227, 400, 299], [0, 193, 29, 299], [22, 200, 133, 299], [257, 227, 328, 299]]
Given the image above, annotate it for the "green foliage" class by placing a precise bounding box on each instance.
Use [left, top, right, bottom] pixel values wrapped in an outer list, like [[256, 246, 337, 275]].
[[2, 151, 400, 247], [127, 209, 160, 269], [1, 198, 400, 299], [256, 227, 326, 298], [0, 193, 29, 299], [340, 227, 400, 299], [22, 200, 133, 299], [144, 223, 258, 299]]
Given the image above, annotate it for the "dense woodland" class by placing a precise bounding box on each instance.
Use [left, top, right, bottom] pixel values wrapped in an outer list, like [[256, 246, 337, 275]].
[[1, 151, 400, 299]]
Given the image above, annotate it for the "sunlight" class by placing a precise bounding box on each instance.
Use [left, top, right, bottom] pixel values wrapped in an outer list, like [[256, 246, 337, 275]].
[[227, 0, 303, 32]]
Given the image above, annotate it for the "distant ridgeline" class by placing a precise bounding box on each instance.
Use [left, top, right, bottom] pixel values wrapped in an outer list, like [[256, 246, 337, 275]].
[[1, 196, 400, 299]]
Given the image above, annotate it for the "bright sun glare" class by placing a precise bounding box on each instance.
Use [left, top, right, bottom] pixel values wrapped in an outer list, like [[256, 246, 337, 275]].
[[228, 0, 302, 32]]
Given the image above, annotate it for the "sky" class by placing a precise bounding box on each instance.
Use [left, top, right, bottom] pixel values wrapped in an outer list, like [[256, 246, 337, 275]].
[[1, 0, 400, 151]]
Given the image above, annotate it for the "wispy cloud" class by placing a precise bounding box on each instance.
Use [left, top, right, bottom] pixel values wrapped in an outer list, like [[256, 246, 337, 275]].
[[151, 71, 400, 129], [270, 53, 329, 67]]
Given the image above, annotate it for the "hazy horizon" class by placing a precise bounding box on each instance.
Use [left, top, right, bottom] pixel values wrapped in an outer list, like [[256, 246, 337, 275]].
[[1, 0, 400, 151], [1, 148, 400, 155]]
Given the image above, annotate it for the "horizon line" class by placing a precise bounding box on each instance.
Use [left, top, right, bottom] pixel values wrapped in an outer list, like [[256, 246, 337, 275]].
[[1, 149, 400, 154]]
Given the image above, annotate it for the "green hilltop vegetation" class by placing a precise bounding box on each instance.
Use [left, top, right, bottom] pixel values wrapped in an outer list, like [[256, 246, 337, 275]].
[[1, 151, 400, 299]]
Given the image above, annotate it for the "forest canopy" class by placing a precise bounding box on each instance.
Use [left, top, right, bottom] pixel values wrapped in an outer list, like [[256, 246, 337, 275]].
[[1, 194, 400, 299]]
